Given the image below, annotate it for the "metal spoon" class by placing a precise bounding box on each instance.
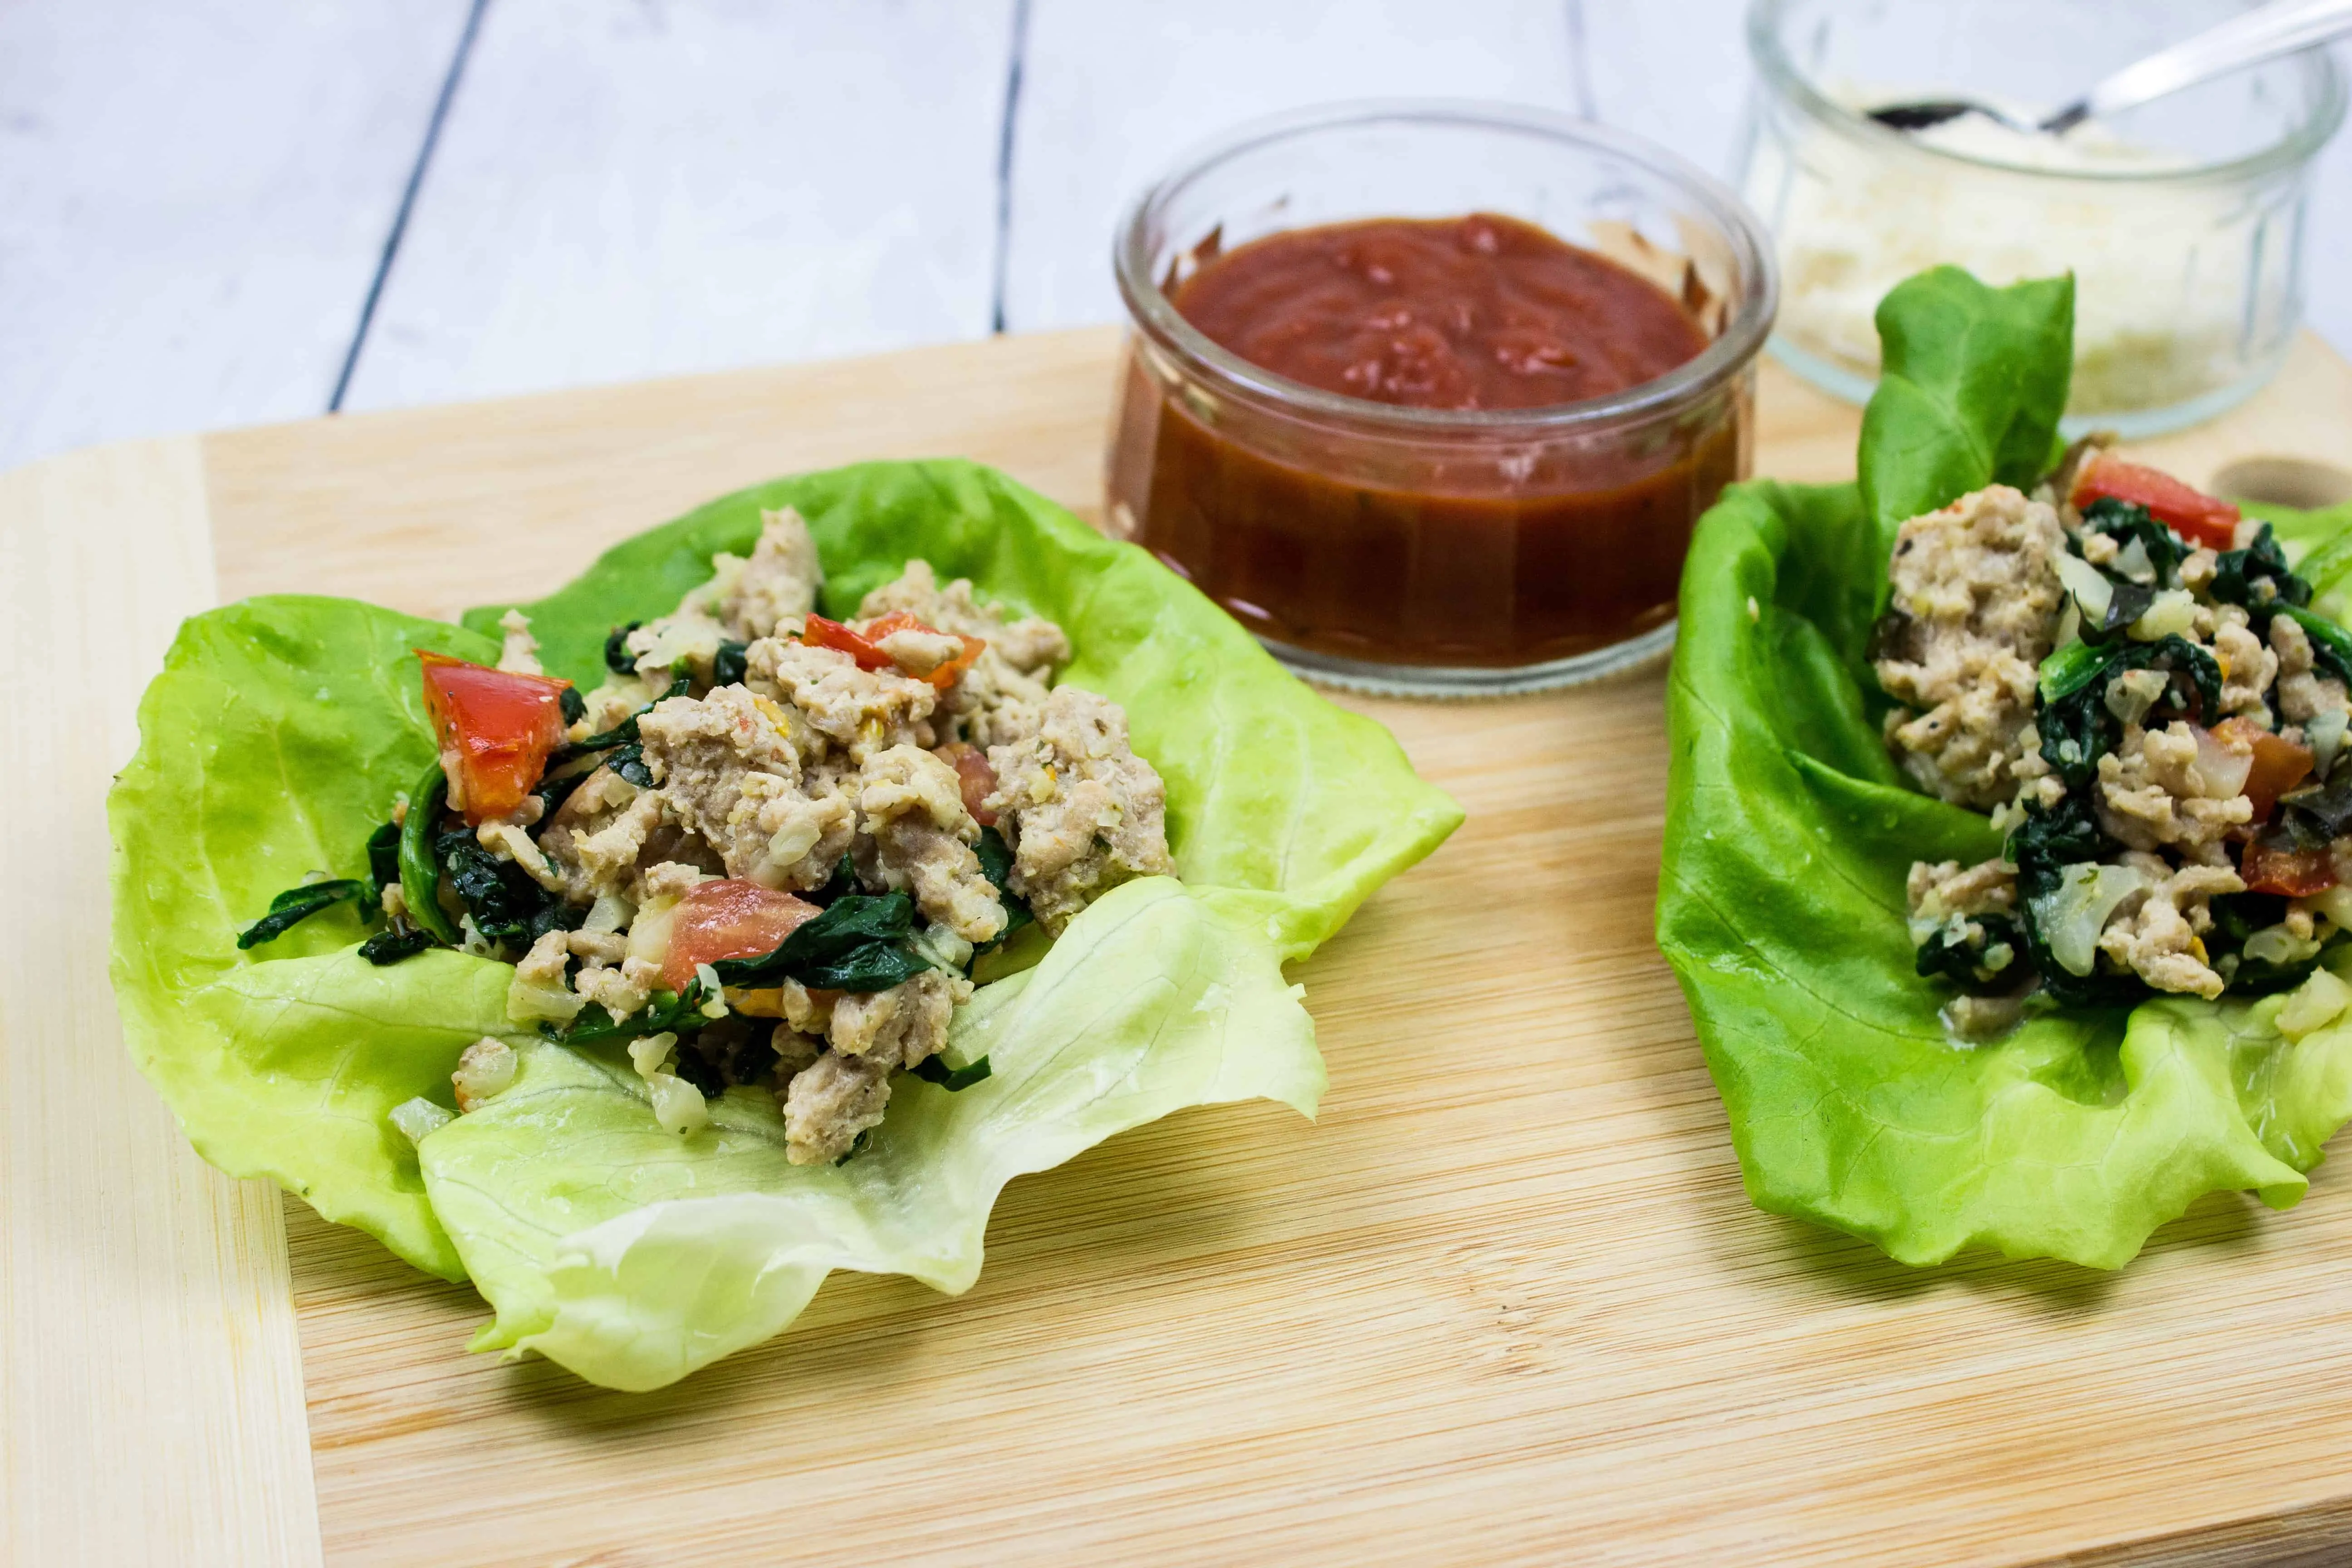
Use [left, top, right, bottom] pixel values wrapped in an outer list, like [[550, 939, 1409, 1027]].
[[1869, 0, 2352, 136]]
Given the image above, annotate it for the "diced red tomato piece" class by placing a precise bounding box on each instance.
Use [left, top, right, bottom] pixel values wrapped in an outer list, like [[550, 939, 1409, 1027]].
[[2211, 717, 2313, 823], [936, 741, 999, 826], [2071, 456, 2242, 551], [2239, 840, 2337, 898], [661, 879, 822, 994], [860, 612, 986, 690], [417, 652, 573, 824], [805, 612, 986, 691], [803, 614, 895, 672]]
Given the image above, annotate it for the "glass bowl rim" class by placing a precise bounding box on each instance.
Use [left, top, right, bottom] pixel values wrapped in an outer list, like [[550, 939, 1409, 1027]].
[[1111, 98, 1780, 434], [1746, 0, 2349, 186]]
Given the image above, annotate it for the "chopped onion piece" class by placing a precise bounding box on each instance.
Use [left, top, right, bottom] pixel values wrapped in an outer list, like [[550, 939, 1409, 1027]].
[[2052, 552, 2113, 622], [2192, 725, 2254, 799], [2245, 924, 2325, 970], [647, 1071, 709, 1136], [2308, 710, 2348, 780], [389, 1097, 454, 1146], [2030, 862, 2152, 977], [628, 1030, 678, 1079], [2128, 589, 2197, 641]]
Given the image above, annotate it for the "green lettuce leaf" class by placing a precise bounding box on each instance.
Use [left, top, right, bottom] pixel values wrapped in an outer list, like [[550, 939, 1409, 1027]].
[[1858, 266, 2075, 546], [1658, 272, 2352, 1266], [108, 597, 504, 1279], [420, 878, 1321, 1390], [110, 461, 1458, 1378]]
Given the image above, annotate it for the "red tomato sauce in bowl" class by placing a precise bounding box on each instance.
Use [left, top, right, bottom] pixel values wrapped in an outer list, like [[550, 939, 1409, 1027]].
[[1106, 104, 1776, 695]]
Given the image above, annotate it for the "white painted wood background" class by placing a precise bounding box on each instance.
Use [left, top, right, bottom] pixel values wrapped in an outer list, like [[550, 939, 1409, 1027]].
[[2, 0, 2347, 475]]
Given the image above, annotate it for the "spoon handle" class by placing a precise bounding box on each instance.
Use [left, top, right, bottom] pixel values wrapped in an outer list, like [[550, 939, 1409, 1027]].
[[2043, 0, 2352, 132]]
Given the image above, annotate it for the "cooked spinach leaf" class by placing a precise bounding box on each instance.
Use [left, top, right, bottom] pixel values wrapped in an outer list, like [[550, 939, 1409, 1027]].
[[530, 761, 593, 821], [2210, 523, 2311, 634], [974, 826, 1033, 944], [2207, 892, 2325, 994], [434, 828, 573, 944], [670, 1042, 728, 1098], [2082, 498, 2185, 585], [2006, 793, 2143, 1009], [559, 686, 586, 726], [365, 820, 402, 897], [603, 622, 642, 675], [236, 878, 368, 950], [553, 675, 691, 760], [604, 743, 656, 789], [833, 1127, 872, 1167], [544, 978, 720, 1044], [708, 892, 932, 993], [806, 854, 858, 907], [2036, 635, 2222, 788], [358, 928, 436, 965], [713, 639, 749, 688], [2273, 772, 2352, 846], [2082, 580, 2158, 645], [399, 763, 459, 945], [2279, 604, 2352, 688], [909, 1054, 993, 1091], [1912, 911, 2024, 996]]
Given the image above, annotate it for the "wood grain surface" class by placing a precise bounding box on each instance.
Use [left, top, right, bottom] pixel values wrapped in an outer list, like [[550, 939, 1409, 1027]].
[[163, 329, 2352, 1565], [0, 438, 322, 1567]]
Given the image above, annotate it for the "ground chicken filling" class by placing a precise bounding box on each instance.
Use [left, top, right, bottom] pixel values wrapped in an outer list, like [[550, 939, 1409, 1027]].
[[257, 508, 1176, 1163], [1876, 447, 2352, 1031]]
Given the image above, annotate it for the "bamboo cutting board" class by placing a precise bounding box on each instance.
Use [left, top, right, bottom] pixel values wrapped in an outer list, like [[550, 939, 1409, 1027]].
[[12, 327, 2352, 1568]]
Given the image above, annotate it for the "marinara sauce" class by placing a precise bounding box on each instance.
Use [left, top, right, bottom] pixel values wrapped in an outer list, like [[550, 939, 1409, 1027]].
[[1108, 212, 1745, 671]]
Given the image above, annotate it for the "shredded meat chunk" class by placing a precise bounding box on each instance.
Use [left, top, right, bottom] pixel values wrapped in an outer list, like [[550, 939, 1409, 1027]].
[[2096, 858, 2244, 999], [1874, 485, 2068, 809], [575, 957, 660, 1020], [778, 969, 974, 1164], [636, 686, 852, 891], [2095, 720, 2254, 863], [495, 609, 543, 675], [783, 1053, 889, 1166], [853, 745, 1007, 944], [745, 638, 936, 761], [2215, 604, 2278, 721], [1906, 858, 2016, 936], [536, 777, 671, 902], [715, 508, 824, 642], [858, 560, 1069, 746], [2271, 613, 2352, 725], [829, 968, 970, 1070], [986, 686, 1174, 936]]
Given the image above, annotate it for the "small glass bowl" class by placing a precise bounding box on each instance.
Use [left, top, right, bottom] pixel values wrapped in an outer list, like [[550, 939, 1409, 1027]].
[[1740, 0, 2346, 437], [1106, 100, 1779, 698]]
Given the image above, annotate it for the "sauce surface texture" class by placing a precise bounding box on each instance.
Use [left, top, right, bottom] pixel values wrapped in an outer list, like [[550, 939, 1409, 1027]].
[[1170, 213, 1706, 410]]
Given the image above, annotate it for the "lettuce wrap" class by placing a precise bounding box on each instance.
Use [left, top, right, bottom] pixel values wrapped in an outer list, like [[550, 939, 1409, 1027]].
[[110, 459, 1460, 1388], [1658, 267, 2352, 1268]]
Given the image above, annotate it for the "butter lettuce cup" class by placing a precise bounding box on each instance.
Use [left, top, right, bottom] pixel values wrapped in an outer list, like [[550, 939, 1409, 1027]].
[[1660, 267, 2352, 1267], [109, 460, 1461, 1390]]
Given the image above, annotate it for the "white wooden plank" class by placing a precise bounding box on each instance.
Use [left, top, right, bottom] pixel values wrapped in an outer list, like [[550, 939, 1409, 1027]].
[[0, 0, 471, 473], [0, 437, 320, 1567], [999, 0, 1584, 333], [340, 0, 1017, 412], [2306, 45, 2351, 357]]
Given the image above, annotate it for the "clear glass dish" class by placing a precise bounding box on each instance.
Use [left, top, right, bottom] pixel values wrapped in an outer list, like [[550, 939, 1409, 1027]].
[[1739, 0, 2346, 437], [1106, 100, 1778, 698]]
